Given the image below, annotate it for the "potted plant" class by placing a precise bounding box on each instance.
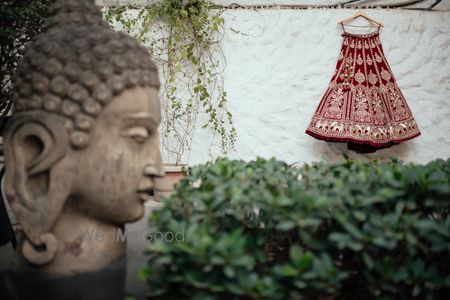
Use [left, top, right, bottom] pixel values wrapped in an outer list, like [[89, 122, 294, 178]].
[[105, 0, 236, 199]]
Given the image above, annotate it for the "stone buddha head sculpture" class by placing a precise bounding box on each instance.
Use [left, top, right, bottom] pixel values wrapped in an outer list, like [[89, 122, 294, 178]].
[[3, 0, 163, 274]]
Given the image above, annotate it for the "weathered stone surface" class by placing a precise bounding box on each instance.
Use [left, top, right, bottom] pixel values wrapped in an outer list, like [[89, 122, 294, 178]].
[[2, 0, 164, 288]]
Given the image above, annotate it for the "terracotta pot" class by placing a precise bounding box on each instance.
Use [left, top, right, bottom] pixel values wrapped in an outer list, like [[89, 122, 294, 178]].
[[153, 164, 186, 201]]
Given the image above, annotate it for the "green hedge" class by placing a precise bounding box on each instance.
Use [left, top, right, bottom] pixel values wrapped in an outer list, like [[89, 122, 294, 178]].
[[141, 158, 450, 299]]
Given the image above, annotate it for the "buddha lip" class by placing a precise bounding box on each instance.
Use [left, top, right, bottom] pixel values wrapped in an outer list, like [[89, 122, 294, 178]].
[[137, 184, 154, 193], [137, 180, 155, 201], [138, 190, 154, 202], [137, 189, 154, 196]]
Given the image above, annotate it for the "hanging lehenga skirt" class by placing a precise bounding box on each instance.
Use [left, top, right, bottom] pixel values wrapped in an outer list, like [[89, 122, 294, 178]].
[[305, 28, 420, 152]]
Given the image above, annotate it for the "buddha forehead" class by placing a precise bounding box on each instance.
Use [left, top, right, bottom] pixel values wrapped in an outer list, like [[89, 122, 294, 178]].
[[13, 0, 160, 149], [101, 87, 162, 126]]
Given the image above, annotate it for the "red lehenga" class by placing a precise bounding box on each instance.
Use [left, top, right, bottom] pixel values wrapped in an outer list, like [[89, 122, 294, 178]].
[[305, 27, 420, 152]]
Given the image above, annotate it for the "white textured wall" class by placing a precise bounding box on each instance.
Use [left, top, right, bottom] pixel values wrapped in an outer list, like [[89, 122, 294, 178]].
[[186, 9, 450, 165]]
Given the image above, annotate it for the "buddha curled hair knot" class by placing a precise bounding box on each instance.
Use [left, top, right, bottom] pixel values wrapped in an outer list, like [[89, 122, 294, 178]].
[[41, 42, 58, 56], [83, 100, 101, 116], [18, 83, 32, 97], [13, 0, 160, 149], [107, 75, 125, 95], [43, 94, 61, 111], [63, 63, 82, 82], [43, 58, 63, 77], [15, 99, 27, 111], [49, 76, 69, 96], [93, 45, 110, 59], [61, 100, 80, 117], [80, 71, 100, 90], [56, 47, 74, 63], [75, 114, 94, 131], [126, 70, 140, 87], [29, 53, 45, 68], [67, 84, 87, 102], [71, 131, 90, 148], [111, 55, 127, 71], [93, 84, 112, 105], [79, 53, 96, 69], [64, 119, 74, 131], [29, 95, 42, 109], [109, 39, 125, 54], [31, 74, 49, 94]]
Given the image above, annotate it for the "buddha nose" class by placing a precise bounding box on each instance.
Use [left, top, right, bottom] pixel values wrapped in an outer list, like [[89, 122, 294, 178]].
[[143, 146, 164, 177], [144, 164, 164, 178]]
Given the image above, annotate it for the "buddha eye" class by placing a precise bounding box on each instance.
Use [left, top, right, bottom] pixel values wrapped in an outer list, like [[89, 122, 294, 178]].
[[122, 126, 149, 144]]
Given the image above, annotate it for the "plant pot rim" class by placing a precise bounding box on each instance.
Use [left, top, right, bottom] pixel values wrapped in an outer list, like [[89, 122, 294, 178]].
[[164, 164, 188, 172]]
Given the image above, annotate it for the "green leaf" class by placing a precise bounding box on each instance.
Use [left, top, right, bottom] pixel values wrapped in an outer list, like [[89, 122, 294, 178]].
[[289, 245, 303, 266], [277, 220, 296, 231], [362, 252, 374, 269], [275, 264, 298, 277], [148, 242, 169, 253], [224, 266, 235, 278], [334, 213, 364, 240]]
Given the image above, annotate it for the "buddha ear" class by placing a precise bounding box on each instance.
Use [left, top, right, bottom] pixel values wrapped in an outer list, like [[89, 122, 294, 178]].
[[3, 112, 72, 265]]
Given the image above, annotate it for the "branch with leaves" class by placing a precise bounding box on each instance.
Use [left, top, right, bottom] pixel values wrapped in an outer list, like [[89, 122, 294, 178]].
[[105, 0, 236, 165]]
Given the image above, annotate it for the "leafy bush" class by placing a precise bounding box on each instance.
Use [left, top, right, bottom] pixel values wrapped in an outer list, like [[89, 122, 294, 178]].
[[0, 0, 54, 124], [142, 157, 450, 299]]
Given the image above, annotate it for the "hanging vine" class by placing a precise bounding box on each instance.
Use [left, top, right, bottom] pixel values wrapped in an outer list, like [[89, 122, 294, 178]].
[[105, 0, 236, 165]]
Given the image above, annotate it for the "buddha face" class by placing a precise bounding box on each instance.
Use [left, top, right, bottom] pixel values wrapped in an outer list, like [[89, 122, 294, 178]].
[[69, 86, 164, 223]]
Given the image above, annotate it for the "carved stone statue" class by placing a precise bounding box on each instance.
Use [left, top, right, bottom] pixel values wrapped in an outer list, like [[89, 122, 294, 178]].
[[1, 0, 163, 298]]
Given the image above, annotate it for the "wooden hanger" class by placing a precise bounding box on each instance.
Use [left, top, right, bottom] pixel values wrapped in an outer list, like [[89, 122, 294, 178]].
[[339, 10, 384, 27]]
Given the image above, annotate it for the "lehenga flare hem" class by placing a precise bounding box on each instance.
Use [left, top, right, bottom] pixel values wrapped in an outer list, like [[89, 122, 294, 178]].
[[305, 129, 421, 148], [305, 30, 421, 151]]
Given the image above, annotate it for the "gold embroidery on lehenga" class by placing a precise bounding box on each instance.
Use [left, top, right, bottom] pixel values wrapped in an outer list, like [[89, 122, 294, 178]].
[[379, 84, 388, 93], [368, 72, 378, 85], [375, 53, 382, 63], [353, 87, 369, 122], [325, 88, 344, 119], [357, 54, 363, 65], [371, 90, 385, 125], [388, 87, 406, 120], [355, 70, 365, 84], [381, 69, 391, 82]]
